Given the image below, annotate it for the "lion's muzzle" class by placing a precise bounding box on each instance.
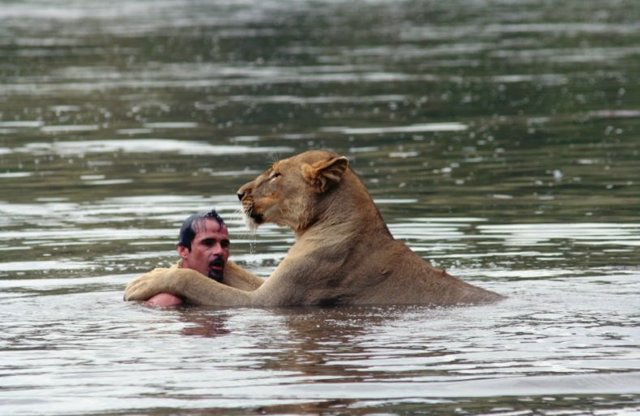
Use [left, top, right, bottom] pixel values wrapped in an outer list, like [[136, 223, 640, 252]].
[[237, 183, 264, 226]]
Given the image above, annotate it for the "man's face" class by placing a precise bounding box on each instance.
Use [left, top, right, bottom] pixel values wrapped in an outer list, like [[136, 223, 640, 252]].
[[178, 218, 230, 282]]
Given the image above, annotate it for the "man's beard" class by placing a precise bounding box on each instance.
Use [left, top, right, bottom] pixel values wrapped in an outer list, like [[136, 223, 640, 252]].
[[208, 256, 225, 282]]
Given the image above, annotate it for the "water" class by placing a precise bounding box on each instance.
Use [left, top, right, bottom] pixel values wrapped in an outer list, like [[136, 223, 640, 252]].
[[1, 0, 639, 414]]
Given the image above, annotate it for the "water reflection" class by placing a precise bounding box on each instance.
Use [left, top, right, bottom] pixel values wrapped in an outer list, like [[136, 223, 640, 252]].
[[3, 282, 638, 414], [1, 0, 640, 414], [13, 139, 292, 156]]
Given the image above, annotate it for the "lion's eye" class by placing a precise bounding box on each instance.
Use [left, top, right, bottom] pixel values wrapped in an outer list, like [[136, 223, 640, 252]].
[[269, 171, 282, 181]]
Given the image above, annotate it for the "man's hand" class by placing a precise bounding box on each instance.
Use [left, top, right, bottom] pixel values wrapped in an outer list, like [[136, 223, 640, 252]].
[[145, 293, 183, 307]]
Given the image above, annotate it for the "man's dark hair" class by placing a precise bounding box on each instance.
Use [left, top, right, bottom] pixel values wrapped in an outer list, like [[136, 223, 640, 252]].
[[178, 209, 226, 250]]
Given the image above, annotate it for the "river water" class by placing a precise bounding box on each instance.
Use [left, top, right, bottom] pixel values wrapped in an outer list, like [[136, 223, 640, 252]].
[[1, 1, 639, 415]]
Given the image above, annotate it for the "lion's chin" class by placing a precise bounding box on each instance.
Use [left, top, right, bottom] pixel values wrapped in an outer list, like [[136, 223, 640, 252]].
[[243, 210, 264, 232], [245, 217, 259, 232]]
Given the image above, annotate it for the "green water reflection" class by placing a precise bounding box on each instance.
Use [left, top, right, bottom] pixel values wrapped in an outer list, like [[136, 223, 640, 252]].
[[1, 0, 638, 222], [0, 1, 639, 414]]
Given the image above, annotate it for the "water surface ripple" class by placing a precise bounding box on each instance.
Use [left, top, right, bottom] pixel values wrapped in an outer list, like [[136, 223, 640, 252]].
[[1, 0, 639, 415]]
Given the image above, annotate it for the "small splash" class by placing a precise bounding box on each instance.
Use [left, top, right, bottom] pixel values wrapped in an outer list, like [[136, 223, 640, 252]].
[[552, 169, 563, 182]]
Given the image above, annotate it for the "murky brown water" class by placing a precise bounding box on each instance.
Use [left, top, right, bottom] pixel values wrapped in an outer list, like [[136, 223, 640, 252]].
[[1, 1, 639, 415]]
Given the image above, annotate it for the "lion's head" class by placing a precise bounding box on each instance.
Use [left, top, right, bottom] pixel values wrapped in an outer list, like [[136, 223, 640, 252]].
[[237, 150, 349, 233]]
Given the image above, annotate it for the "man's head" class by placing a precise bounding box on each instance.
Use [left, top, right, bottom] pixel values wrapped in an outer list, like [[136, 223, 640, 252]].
[[177, 210, 230, 282]]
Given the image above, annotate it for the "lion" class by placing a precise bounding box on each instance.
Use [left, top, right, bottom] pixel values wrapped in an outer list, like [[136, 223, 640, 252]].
[[124, 150, 503, 306]]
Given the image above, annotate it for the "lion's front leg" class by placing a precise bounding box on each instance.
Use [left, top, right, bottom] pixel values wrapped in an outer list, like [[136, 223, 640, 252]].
[[223, 261, 264, 291], [124, 267, 192, 301], [124, 267, 254, 307]]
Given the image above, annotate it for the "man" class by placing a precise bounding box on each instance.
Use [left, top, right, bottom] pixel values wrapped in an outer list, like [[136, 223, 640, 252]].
[[144, 209, 263, 307]]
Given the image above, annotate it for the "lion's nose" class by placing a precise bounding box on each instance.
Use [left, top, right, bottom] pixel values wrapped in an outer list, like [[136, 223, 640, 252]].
[[237, 184, 248, 200], [237, 183, 252, 200]]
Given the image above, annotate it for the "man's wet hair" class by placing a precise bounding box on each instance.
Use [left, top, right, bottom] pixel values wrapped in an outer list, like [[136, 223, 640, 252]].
[[178, 209, 226, 250]]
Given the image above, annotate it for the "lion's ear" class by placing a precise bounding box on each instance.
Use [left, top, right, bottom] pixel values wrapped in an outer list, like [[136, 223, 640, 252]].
[[302, 156, 349, 193]]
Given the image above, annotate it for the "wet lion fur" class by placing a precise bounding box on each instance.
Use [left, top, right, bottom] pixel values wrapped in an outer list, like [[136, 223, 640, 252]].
[[125, 150, 502, 306]]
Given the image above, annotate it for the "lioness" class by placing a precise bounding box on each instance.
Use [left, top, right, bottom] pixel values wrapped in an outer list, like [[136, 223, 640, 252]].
[[125, 150, 502, 306]]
